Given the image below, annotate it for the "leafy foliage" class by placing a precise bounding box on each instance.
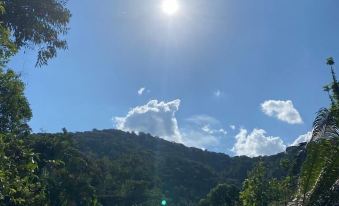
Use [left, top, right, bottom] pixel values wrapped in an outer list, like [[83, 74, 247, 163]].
[[0, 134, 46, 206], [310, 108, 339, 142], [0, 69, 31, 136], [198, 183, 239, 206], [0, 25, 16, 66], [297, 137, 339, 205], [28, 133, 100, 206], [0, 0, 71, 66], [67, 129, 304, 205], [240, 162, 270, 206]]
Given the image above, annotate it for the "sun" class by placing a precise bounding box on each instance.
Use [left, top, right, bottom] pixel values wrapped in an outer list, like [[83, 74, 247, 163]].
[[162, 0, 179, 15]]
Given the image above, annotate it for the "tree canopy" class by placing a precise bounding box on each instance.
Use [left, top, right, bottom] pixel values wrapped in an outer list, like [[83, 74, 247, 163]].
[[0, 0, 71, 66], [0, 69, 31, 136]]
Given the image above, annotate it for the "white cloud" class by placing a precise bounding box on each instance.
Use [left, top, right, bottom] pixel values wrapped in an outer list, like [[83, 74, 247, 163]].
[[291, 131, 312, 146], [115, 101, 229, 152], [232, 128, 286, 157], [137, 87, 146, 95], [214, 90, 222, 97], [230, 125, 236, 130], [114, 99, 182, 142], [261, 100, 303, 124], [201, 125, 227, 135]]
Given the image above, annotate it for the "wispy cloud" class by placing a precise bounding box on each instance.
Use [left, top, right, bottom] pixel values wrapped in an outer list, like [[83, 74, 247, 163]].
[[182, 114, 227, 149], [137, 87, 146, 96], [186, 115, 220, 126], [201, 125, 227, 135], [261, 100, 303, 124]]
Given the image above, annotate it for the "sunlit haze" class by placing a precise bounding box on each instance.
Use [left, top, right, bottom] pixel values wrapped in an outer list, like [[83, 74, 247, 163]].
[[162, 0, 179, 15]]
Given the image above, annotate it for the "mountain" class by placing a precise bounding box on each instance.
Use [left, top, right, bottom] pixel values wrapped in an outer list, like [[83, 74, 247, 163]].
[[33, 129, 306, 205]]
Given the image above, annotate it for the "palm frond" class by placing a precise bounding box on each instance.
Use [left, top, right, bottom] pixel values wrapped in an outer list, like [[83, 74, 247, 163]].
[[310, 108, 339, 142]]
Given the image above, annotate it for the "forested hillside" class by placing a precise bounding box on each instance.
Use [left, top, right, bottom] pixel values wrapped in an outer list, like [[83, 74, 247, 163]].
[[27, 129, 306, 205]]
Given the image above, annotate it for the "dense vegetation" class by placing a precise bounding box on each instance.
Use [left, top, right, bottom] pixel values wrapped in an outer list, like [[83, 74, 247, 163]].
[[0, 0, 338, 205], [27, 129, 305, 205]]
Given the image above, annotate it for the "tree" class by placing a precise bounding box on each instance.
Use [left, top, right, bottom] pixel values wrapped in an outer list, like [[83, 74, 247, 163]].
[[0, 0, 71, 66], [239, 162, 270, 206], [198, 183, 239, 206], [0, 133, 46, 205], [0, 69, 32, 136], [0, 4, 72, 201], [28, 133, 101, 206]]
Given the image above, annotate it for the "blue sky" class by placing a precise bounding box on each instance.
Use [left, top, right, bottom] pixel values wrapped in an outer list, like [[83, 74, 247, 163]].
[[9, 0, 339, 156]]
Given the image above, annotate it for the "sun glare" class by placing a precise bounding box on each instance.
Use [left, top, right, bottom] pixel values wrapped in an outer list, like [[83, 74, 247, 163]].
[[162, 0, 179, 15]]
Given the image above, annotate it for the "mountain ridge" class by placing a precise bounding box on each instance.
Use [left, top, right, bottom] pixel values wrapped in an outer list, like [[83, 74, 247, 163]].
[[32, 128, 306, 205]]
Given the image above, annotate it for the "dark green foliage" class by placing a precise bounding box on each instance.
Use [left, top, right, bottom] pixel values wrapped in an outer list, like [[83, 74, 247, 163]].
[[62, 129, 305, 205], [0, 2, 16, 66], [0, 2, 73, 202], [28, 133, 100, 206], [0, 69, 31, 136], [198, 183, 239, 206], [0, 0, 71, 66], [307, 138, 339, 205], [268, 176, 296, 206], [0, 134, 46, 205], [240, 162, 270, 206], [297, 138, 339, 205], [239, 161, 298, 206], [0, 24, 16, 66]]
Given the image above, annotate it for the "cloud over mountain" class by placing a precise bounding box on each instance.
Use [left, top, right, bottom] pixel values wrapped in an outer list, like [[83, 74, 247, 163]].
[[232, 128, 286, 157], [115, 99, 182, 143], [114, 102, 228, 151]]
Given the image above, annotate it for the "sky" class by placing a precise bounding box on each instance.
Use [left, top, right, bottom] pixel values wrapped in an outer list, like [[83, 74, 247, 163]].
[[9, 0, 339, 156]]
